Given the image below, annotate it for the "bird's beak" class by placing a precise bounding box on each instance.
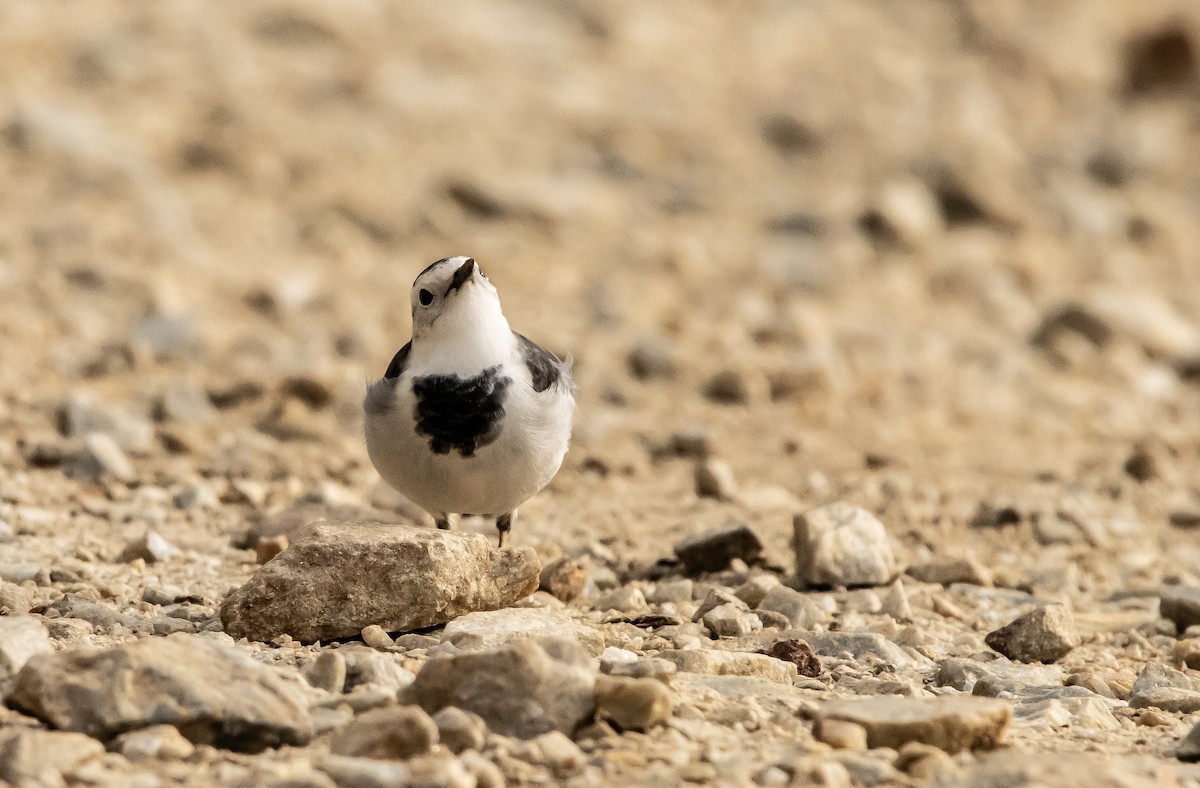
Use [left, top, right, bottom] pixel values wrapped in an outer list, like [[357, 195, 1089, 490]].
[[447, 258, 476, 294]]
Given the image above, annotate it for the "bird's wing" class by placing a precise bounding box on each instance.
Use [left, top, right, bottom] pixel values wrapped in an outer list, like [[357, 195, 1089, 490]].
[[383, 341, 412, 380], [515, 333, 573, 393]]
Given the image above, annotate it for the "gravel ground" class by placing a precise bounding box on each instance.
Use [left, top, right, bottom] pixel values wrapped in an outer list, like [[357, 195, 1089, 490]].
[[2, 2, 1200, 786]]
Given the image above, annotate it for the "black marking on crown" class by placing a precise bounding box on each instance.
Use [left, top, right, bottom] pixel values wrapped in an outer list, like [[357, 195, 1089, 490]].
[[516, 334, 565, 393], [383, 341, 411, 380], [411, 365, 511, 457]]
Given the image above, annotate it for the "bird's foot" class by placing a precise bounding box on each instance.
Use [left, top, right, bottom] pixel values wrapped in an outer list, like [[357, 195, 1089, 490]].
[[496, 511, 515, 548]]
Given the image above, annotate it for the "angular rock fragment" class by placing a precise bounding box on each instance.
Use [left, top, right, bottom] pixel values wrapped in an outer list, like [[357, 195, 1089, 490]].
[[220, 520, 540, 643], [255, 535, 288, 564], [734, 574, 781, 607], [985, 604, 1080, 663], [762, 638, 822, 677], [1173, 639, 1200, 669], [0, 582, 31, 615], [1132, 662, 1192, 697], [594, 675, 674, 731], [0, 616, 52, 686], [693, 588, 745, 621], [673, 523, 763, 574], [340, 645, 415, 693], [432, 707, 486, 754], [757, 585, 829, 629], [647, 579, 694, 604], [7, 634, 313, 751], [58, 395, 155, 452], [595, 586, 646, 613], [304, 650, 347, 694], [119, 529, 180, 564], [0, 728, 106, 785], [1129, 687, 1200, 713], [1175, 719, 1200, 762], [441, 607, 604, 656], [694, 458, 737, 500], [330, 705, 438, 760], [703, 602, 762, 637], [817, 696, 1011, 753], [71, 433, 135, 481], [403, 638, 596, 739], [793, 503, 896, 587], [112, 725, 196, 761], [755, 609, 792, 630], [360, 625, 394, 650], [881, 578, 913, 621], [539, 556, 587, 602]]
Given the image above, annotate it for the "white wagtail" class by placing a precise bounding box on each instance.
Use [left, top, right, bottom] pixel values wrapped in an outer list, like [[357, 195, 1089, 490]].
[[364, 256, 575, 547]]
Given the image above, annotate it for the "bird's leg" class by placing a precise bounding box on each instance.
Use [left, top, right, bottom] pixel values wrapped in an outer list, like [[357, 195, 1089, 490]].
[[435, 514, 451, 531], [496, 511, 516, 548]]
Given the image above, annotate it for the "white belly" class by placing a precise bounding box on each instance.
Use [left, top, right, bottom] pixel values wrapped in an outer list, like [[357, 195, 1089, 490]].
[[365, 377, 573, 516]]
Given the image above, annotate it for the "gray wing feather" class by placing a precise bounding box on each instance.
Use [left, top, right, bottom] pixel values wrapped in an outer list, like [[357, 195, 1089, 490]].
[[516, 334, 573, 393]]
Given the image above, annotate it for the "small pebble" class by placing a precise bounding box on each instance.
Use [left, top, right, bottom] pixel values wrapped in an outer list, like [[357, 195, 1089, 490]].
[[539, 557, 587, 603], [594, 675, 674, 731], [306, 651, 347, 694], [815, 718, 867, 750], [627, 339, 679, 380], [433, 706, 486, 754], [763, 638, 822, 677], [361, 625, 394, 650], [694, 458, 738, 500], [255, 535, 289, 564]]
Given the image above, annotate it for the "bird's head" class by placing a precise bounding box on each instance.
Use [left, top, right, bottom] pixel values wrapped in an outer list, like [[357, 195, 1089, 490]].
[[409, 256, 507, 346]]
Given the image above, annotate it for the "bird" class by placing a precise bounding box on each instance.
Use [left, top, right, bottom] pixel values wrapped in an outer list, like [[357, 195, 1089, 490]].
[[363, 256, 575, 547]]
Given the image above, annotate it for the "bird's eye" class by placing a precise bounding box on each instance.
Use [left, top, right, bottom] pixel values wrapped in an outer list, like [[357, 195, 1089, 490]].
[[418, 289, 434, 306]]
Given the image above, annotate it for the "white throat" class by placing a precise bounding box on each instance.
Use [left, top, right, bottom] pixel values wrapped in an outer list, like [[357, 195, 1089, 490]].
[[409, 285, 514, 376]]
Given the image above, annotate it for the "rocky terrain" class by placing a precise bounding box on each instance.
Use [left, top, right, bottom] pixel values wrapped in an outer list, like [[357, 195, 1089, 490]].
[[2, 1, 1200, 785]]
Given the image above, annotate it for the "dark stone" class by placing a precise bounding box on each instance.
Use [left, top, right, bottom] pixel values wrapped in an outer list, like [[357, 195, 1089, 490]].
[[673, 523, 763, 575], [1161, 587, 1200, 633], [1123, 447, 1158, 483], [762, 639, 821, 677], [1125, 25, 1196, 95], [1030, 304, 1114, 349]]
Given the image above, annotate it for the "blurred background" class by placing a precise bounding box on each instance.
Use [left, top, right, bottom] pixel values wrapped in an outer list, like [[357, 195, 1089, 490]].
[[1, 1, 1200, 583]]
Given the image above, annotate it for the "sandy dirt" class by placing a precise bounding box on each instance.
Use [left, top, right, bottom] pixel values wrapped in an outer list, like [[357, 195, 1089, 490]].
[[2, 1, 1200, 785]]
